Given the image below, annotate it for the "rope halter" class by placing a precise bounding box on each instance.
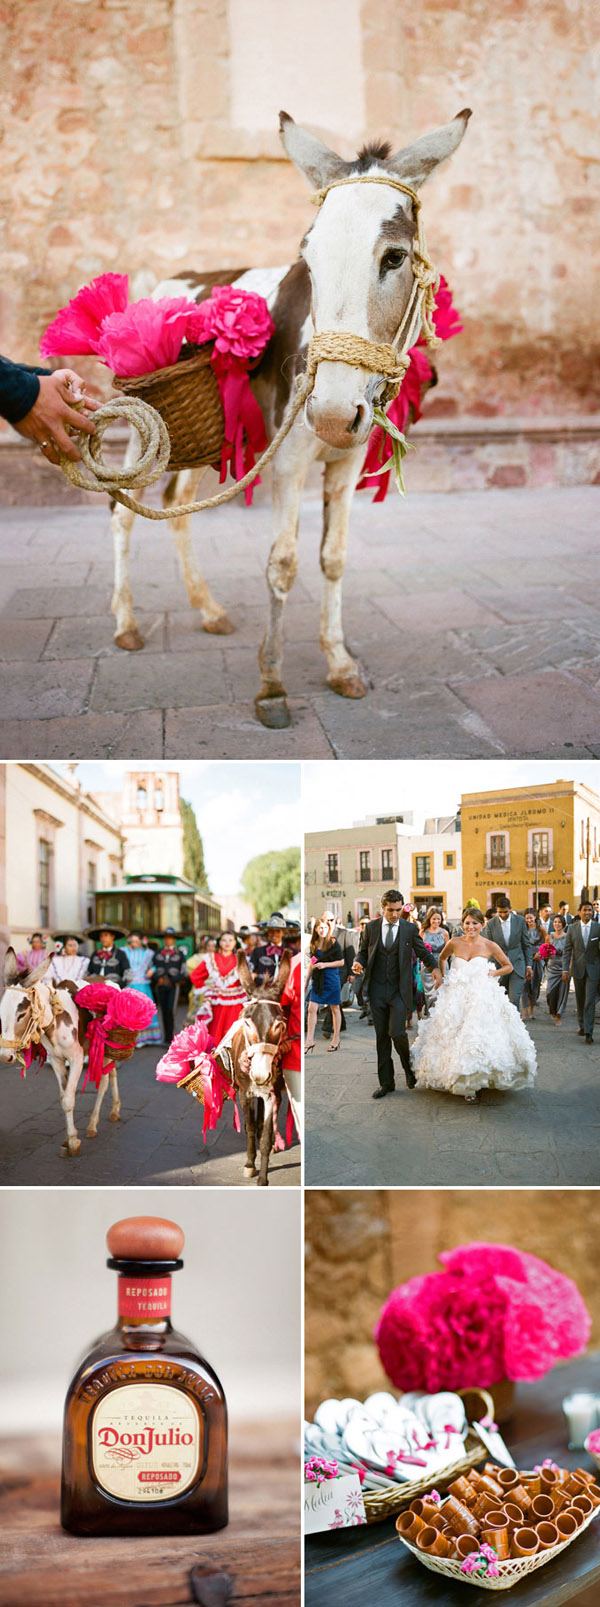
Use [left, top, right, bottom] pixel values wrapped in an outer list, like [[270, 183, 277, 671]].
[[0, 982, 62, 1068]]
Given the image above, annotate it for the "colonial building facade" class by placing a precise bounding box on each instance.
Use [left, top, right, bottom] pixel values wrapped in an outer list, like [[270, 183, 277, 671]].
[[96, 770, 184, 878], [461, 781, 600, 913], [305, 814, 462, 926]]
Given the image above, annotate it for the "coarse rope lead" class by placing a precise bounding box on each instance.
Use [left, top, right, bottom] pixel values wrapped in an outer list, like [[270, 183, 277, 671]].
[[58, 175, 441, 522]]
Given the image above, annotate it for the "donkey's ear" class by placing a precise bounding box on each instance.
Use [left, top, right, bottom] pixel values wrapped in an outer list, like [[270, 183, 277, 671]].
[[23, 954, 52, 987], [237, 951, 256, 996], [279, 111, 348, 190], [274, 947, 292, 999], [3, 946, 19, 986], [388, 109, 471, 189]]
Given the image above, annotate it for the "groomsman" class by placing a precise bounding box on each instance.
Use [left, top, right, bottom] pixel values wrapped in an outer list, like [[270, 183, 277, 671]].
[[557, 900, 573, 928], [562, 901, 600, 1044], [483, 898, 531, 1010], [352, 889, 441, 1098]]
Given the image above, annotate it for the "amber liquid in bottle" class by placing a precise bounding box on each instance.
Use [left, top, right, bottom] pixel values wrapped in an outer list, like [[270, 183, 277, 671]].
[[61, 1216, 228, 1536]]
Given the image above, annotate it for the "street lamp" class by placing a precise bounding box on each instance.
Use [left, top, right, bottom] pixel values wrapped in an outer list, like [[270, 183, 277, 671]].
[[531, 834, 540, 910]]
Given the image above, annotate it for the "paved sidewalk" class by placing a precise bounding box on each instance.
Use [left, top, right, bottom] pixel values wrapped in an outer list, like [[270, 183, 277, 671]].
[[0, 1027, 300, 1188], [305, 1000, 600, 1187], [0, 486, 598, 758]]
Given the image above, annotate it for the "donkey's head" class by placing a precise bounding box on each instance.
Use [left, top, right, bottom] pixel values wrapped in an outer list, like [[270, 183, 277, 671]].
[[231, 948, 292, 1095], [280, 109, 471, 450], [0, 947, 52, 1063]]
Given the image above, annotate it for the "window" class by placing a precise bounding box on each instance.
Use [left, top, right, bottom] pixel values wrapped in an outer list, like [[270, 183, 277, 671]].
[[87, 860, 96, 893], [530, 830, 550, 867], [155, 782, 164, 811], [359, 850, 371, 882], [137, 783, 147, 808], [444, 851, 455, 869], [38, 839, 52, 926], [327, 853, 339, 884], [415, 855, 431, 886], [381, 848, 393, 878], [490, 834, 507, 869], [356, 900, 371, 921]]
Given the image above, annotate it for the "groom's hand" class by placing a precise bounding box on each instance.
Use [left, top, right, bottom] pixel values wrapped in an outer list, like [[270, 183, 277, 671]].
[[562, 970, 570, 983], [351, 961, 364, 976], [432, 967, 442, 988], [526, 966, 532, 980]]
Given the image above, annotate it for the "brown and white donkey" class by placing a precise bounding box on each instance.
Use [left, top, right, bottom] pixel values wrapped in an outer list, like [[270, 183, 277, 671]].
[[110, 109, 471, 727], [212, 948, 293, 1186]]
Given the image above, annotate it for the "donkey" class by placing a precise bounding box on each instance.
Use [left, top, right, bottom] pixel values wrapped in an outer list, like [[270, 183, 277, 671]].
[[0, 951, 122, 1156], [110, 109, 470, 727], [213, 948, 293, 1186]]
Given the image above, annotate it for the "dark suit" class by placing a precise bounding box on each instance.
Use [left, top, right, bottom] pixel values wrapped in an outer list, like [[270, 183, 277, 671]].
[[483, 912, 529, 1008], [563, 919, 600, 1037], [357, 917, 438, 1090]]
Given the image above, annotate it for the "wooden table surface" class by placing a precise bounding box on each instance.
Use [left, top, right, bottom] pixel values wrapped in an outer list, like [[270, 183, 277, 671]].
[[306, 1354, 600, 1607], [0, 1420, 299, 1607]]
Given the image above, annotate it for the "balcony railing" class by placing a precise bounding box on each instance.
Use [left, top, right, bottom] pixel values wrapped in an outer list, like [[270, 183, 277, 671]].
[[485, 858, 511, 871], [526, 858, 553, 871], [358, 868, 371, 882]]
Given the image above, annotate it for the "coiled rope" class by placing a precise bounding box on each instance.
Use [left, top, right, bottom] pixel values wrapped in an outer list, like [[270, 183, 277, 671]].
[[58, 175, 440, 522]]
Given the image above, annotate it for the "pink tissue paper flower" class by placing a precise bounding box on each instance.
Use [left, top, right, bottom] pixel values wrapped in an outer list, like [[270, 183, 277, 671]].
[[40, 272, 129, 356], [186, 284, 274, 360], [96, 297, 195, 377]]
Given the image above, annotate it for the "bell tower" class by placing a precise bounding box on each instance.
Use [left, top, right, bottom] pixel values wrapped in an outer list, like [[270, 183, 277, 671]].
[[120, 771, 184, 876]]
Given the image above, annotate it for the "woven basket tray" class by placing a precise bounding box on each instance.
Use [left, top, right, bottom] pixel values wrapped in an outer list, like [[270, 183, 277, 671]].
[[363, 1388, 492, 1525], [397, 1483, 600, 1591], [114, 343, 224, 471]]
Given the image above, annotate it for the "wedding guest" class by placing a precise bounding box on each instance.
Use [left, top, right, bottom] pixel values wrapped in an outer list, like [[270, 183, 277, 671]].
[[546, 915, 570, 1024], [305, 917, 344, 1054], [87, 926, 128, 987], [562, 901, 600, 1044], [250, 914, 286, 984], [149, 928, 187, 1044], [421, 907, 450, 1014], [539, 903, 553, 935], [521, 908, 544, 1021], [122, 933, 162, 1047], [281, 950, 302, 1137], [320, 912, 355, 1039], [16, 931, 48, 972], [558, 900, 573, 927], [483, 898, 531, 1011], [189, 931, 247, 1046], [48, 935, 89, 988]]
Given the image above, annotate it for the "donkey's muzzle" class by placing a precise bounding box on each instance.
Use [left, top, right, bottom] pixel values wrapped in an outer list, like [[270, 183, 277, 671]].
[[306, 390, 373, 450]]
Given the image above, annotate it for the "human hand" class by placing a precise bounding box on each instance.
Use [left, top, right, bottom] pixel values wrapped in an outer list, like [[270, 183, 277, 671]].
[[14, 369, 98, 463], [561, 970, 570, 983], [432, 967, 442, 988], [526, 966, 532, 980], [351, 961, 364, 976]]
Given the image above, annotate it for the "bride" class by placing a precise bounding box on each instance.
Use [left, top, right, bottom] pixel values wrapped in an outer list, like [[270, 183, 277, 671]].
[[412, 908, 537, 1100]]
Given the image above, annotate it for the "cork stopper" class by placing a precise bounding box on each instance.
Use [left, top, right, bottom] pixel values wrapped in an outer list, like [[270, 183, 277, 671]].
[[106, 1216, 185, 1261]]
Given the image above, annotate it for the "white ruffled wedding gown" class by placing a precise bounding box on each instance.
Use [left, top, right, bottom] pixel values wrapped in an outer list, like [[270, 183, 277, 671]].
[[412, 956, 537, 1099]]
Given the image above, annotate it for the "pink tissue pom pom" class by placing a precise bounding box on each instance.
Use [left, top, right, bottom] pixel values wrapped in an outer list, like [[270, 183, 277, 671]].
[[186, 284, 274, 360], [96, 297, 195, 376], [40, 273, 129, 356], [77, 982, 156, 1029]]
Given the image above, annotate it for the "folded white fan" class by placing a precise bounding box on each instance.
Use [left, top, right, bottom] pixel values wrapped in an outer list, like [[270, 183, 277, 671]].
[[362, 1391, 399, 1425]]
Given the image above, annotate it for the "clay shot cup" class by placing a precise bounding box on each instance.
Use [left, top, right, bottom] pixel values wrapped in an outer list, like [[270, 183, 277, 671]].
[[556, 1511, 578, 1540], [396, 1510, 425, 1543], [484, 1462, 503, 1479], [565, 1504, 585, 1528], [503, 1501, 525, 1532], [497, 1469, 519, 1492], [585, 1481, 600, 1506], [510, 1483, 533, 1513], [519, 1473, 541, 1497], [420, 1499, 444, 1525], [416, 1525, 453, 1557], [572, 1493, 594, 1517], [455, 1534, 480, 1560], [471, 1471, 504, 1500], [448, 1476, 477, 1506], [540, 1467, 561, 1494], [536, 1521, 560, 1550], [511, 1527, 540, 1558], [409, 1498, 426, 1517], [531, 1494, 555, 1522], [482, 1526, 510, 1559], [443, 1495, 480, 1538], [429, 1512, 448, 1532]]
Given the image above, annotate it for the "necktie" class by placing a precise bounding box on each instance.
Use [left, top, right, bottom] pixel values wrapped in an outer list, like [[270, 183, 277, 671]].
[[385, 923, 395, 950], [582, 924, 589, 947]]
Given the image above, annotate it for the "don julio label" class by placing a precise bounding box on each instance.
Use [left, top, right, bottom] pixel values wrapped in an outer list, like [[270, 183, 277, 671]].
[[92, 1384, 202, 1502]]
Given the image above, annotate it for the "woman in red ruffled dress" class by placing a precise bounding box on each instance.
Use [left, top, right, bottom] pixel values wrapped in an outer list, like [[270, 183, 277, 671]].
[[189, 931, 248, 1046]]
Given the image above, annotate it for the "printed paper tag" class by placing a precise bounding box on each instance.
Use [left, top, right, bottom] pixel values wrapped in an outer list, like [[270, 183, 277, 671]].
[[92, 1382, 201, 1501], [471, 1420, 516, 1468], [304, 1473, 367, 1533]]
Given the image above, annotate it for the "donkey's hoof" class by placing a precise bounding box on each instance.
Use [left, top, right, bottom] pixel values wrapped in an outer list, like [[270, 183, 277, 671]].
[[327, 671, 368, 700], [202, 612, 235, 636], [255, 694, 291, 729], [257, 1176, 269, 1187], [244, 1164, 258, 1178], [115, 628, 145, 652], [109, 1109, 122, 1123], [62, 1137, 81, 1157], [86, 1126, 98, 1140]]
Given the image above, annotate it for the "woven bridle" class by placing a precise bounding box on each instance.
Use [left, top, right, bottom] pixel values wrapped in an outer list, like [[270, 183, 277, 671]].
[[0, 981, 62, 1068], [57, 173, 440, 518]]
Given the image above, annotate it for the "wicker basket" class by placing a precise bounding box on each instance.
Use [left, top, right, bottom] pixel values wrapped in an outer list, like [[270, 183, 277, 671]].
[[177, 1062, 209, 1103], [113, 343, 224, 471], [397, 1485, 600, 1591], [362, 1387, 492, 1525], [105, 1025, 139, 1066]]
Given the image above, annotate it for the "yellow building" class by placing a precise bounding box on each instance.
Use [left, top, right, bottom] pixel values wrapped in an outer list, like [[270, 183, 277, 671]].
[[461, 780, 600, 914]]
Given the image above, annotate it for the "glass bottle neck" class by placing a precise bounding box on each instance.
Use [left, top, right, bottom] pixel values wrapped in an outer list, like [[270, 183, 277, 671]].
[[117, 1272, 173, 1330]]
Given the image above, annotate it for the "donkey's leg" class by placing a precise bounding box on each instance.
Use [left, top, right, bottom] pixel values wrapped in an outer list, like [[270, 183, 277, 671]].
[[255, 432, 310, 729], [108, 1067, 121, 1122], [54, 1058, 81, 1157], [169, 470, 234, 634], [257, 1096, 274, 1186], [110, 434, 146, 650], [320, 449, 369, 698], [86, 1072, 109, 1138], [241, 1089, 257, 1178]]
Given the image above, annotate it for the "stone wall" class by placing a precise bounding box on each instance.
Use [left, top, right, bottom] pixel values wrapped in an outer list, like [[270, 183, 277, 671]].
[[305, 1189, 600, 1416], [1, 0, 597, 421]]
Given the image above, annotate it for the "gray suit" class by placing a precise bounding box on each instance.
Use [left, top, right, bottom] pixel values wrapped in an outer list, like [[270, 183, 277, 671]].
[[483, 912, 529, 1008], [563, 919, 600, 1037]]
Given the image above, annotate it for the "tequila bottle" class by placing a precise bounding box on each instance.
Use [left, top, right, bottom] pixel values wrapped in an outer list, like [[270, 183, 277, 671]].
[[61, 1215, 228, 1535]]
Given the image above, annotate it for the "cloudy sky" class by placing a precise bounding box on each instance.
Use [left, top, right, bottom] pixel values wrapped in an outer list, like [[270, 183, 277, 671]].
[[52, 763, 301, 895], [302, 760, 600, 832]]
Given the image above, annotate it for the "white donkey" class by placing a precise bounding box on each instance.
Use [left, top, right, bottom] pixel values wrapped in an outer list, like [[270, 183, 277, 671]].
[[110, 109, 470, 728], [0, 950, 122, 1156]]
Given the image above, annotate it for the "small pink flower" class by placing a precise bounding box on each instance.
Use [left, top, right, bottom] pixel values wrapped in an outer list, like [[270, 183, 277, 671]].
[[186, 284, 274, 361]]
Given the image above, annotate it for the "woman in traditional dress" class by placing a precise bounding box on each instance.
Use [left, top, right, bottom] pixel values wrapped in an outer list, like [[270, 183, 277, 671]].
[[48, 935, 89, 988], [122, 932, 162, 1047], [545, 914, 571, 1024], [305, 917, 344, 1054], [189, 931, 247, 1047], [413, 908, 537, 1101], [520, 908, 544, 1021], [16, 931, 47, 972], [420, 906, 450, 1014]]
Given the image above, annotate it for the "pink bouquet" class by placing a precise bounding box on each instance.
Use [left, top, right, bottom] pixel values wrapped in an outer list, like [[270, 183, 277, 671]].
[[375, 1242, 591, 1392], [77, 981, 157, 1088], [537, 941, 557, 961]]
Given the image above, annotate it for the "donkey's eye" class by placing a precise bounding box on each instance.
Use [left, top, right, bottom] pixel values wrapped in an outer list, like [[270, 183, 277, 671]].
[[380, 248, 407, 275]]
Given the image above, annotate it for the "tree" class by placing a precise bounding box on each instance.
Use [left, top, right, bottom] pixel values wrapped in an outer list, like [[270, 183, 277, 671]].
[[241, 846, 300, 920], [181, 798, 210, 891]]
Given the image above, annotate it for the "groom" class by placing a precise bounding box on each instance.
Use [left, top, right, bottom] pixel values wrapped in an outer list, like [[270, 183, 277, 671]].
[[352, 890, 442, 1099], [483, 898, 531, 1009]]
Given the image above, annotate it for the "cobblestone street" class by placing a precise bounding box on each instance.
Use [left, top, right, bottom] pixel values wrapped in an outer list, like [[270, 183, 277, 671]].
[[0, 1019, 300, 1188], [305, 997, 600, 1187], [0, 485, 598, 758]]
